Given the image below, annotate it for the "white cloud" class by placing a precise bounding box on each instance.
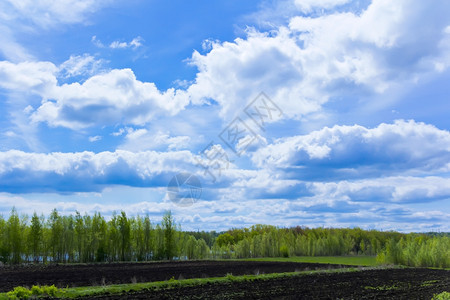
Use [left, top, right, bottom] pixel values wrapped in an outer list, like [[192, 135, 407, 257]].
[[109, 36, 143, 49], [186, 0, 450, 121], [0, 61, 191, 129], [59, 54, 104, 78], [187, 28, 319, 120], [91, 35, 104, 48], [252, 120, 450, 174], [0, 60, 57, 93], [0, 25, 32, 61], [311, 176, 450, 204], [119, 129, 191, 151], [0, 0, 113, 61], [88, 135, 102, 142], [2, 1, 449, 131], [2, 0, 112, 28], [92, 36, 144, 50], [111, 128, 126, 136], [293, 0, 351, 13], [0, 149, 200, 193], [32, 68, 189, 128]]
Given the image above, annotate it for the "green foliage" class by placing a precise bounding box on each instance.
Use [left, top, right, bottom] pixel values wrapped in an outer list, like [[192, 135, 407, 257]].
[[42, 285, 59, 297], [226, 273, 237, 281], [0, 215, 9, 263], [184, 230, 219, 247], [162, 211, 176, 260], [118, 211, 131, 261], [29, 212, 43, 263], [377, 235, 450, 268], [30, 285, 42, 295], [0, 208, 448, 268], [7, 286, 31, 299], [6, 285, 61, 299], [432, 292, 450, 300], [212, 225, 406, 260], [216, 233, 234, 247], [280, 245, 289, 258], [6, 208, 26, 264], [0, 208, 212, 264]]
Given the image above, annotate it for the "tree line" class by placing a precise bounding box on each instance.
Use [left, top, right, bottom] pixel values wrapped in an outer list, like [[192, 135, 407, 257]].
[[211, 225, 403, 258], [0, 208, 210, 264], [0, 208, 448, 268], [376, 234, 450, 268], [211, 225, 449, 268]]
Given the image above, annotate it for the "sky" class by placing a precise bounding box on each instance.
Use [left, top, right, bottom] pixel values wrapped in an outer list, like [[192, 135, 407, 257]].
[[0, 0, 449, 232]]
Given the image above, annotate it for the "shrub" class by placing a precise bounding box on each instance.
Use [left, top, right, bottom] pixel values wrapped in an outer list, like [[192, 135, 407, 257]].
[[6, 284, 62, 299], [6, 286, 32, 299], [30, 285, 43, 295], [42, 285, 59, 297], [280, 245, 289, 258], [226, 273, 236, 281], [432, 292, 450, 300]]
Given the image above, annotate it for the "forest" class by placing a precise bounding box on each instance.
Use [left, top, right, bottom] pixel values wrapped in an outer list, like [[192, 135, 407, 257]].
[[0, 208, 448, 268]]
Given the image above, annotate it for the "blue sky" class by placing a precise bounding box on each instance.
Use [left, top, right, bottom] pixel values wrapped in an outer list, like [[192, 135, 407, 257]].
[[0, 0, 449, 232]]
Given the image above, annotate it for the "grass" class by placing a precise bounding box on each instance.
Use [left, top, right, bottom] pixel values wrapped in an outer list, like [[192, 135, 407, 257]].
[[364, 284, 400, 291], [0, 266, 394, 299], [239, 255, 378, 266]]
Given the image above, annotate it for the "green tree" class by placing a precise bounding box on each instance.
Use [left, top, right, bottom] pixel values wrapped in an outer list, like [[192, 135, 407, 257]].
[[132, 215, 145, 261], [92, 213, 107, 262], [196, 238, 209, 259], [118, 211, 131, 261], [216, 233, 234, 247], [162, 211, 176, 260], [63, 215, 75, 262], [74, 211, 85, 262], [28, 212, 43, 263], [48, 209, 63, 262], [6, 208, 24, 264], [143, 215, 153, 260], [0, 215, 9, 263]]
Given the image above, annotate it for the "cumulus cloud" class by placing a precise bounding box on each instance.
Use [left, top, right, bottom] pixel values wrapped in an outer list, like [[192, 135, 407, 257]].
[[31, 68, 190, 128], [0, 150, 199, 193], [311, 176, 450, 204], [119, 128, 191, 151], [186, 0, 450, 121], [0, 60, 57, 93], [0, 61, 191, 129], [252, 120, 450, 176], [2, 0, 450, 130]]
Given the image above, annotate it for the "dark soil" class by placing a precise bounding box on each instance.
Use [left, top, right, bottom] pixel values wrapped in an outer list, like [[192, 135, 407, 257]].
[[2, 261, 448, 299], [0, 260, 345, 292], [89, 267, 450, 300]]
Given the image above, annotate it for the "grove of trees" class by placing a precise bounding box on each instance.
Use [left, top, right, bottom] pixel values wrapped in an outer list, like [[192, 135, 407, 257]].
[[0, 208, 210, 264], [376, 235, 450, 268], [0, 208, 448, 268]]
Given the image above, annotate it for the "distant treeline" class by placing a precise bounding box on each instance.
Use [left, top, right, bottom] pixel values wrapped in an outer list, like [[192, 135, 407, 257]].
[[0, 208, 448, 268], [376, 235, 449, 268]]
